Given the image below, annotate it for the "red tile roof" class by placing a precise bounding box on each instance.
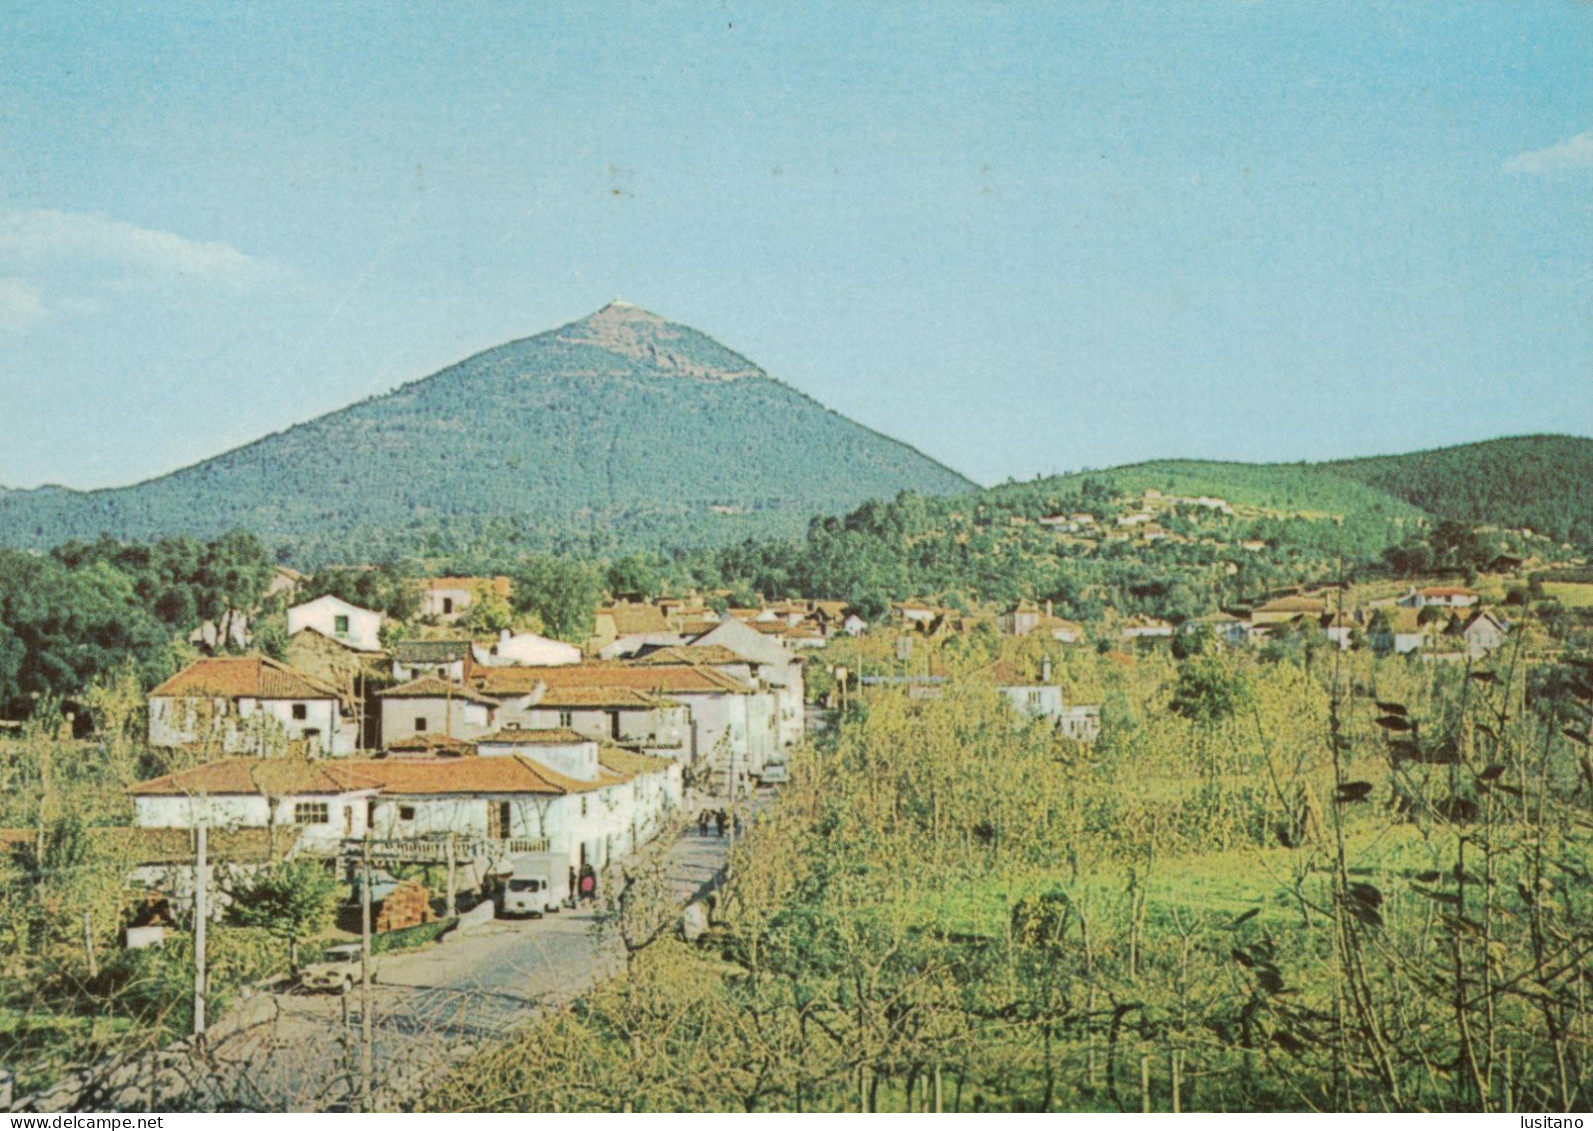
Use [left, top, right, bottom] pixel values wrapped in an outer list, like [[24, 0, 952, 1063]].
[[150, 656, 342, 701], [527, 686, 681, 709], [422, 576, 513, 596], [598, 602, 672, 635], [476, 727, 593, 746], [129, 758, 382, 796], [383, 732, 477, 756], [630, 645, 750, 667], [598, 747, 675, 776], [348, 755, 615, 795], [376, 676, 500, 706], [477, 663, 751, 696]]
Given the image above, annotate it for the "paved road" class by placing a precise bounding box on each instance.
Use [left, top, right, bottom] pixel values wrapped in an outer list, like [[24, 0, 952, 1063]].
[[21, 817, 741, 1113]]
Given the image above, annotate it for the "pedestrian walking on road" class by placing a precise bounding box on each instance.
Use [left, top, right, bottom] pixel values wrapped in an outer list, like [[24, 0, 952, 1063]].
[[578, 863, 597, 905], [698, 809, 710, 837], [733, 812, 744, 838], [714, 809, 727, 838]]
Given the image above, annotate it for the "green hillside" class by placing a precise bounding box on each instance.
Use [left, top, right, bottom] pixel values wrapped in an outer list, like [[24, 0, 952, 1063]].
[[1322, 434, 1593, 548], [0, 304, 975, 563], [690, 445, 1580, 621], [1031, 459, 1426, 519]]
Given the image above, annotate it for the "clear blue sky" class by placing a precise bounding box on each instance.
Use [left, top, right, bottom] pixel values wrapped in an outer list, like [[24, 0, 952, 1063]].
[[1, 2, 1588, 490]]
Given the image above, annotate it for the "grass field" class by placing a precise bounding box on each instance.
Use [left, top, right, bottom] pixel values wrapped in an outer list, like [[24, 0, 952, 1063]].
[[903, 819, 1440, 939], [1543, 581, 1593, 608]]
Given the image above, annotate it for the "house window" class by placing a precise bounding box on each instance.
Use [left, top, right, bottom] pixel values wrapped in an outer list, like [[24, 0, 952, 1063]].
[[292, 703, 308, 721], [334, 615, 350, 635], [1027, 690, 1042, 708], [437, 667, 449, 679], [558, 710, 573, 728], [415, 717, 428, 732], [399, 805, 416, 821], [442, 597, 454, 615], [580, 796, 588, 817], [293, 802, 329, 825]]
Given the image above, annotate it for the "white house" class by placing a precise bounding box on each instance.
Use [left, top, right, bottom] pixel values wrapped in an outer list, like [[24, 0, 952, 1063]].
[[353, 748, 682, 878], [478, 662, 774, 794], [287, 595, 384, 653], [1370, 610, 1434, 655], [127, 747, 683, 890], [128, 758, 380, 850], [989, 660, 1101, 743], [1121, 616, 1175, 640], [1399, 586, 1481, 609], [474, 727, 601, 779], [688, 618, 807, 750], [892, 600, 939, 626], [376, 677, 501, 744], [417, 576, 513, 623], [1446, 610, 1509, 658], [148, 656, 358, 757], [1322, 612, 1357, 651], [471, 629, 582, 668]]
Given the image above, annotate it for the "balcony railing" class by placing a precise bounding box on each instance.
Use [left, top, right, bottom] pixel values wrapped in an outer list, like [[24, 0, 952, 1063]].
[[334, 835, 552, 863]]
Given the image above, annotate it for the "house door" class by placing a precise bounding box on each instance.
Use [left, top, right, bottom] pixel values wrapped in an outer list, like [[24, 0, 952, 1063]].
[[488, 800, 509, 839]]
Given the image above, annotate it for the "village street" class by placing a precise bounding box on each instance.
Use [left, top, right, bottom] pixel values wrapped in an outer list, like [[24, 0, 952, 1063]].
[[25, 816, 740, 1113], [213, 816, 737, 1111]]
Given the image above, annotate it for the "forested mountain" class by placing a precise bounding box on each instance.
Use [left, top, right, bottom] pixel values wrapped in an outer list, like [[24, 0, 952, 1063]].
[[1322, 434, 1593, 547], [0, 303, 975, 563]]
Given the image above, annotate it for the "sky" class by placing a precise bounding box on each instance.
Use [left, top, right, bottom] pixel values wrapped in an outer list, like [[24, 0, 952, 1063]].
[[1, 2, 1589, 490]]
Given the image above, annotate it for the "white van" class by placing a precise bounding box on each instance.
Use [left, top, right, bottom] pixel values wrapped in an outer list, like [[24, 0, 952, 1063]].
[[500, 852, 570, 918]]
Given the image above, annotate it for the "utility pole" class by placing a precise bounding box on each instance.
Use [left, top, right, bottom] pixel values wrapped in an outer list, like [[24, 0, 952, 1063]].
[[445, 833, 458, 918], [726, 746, 737, 877], [81, 911, 96, 977], [193, 821, 208, 1042], [360, 831, 374, 1112]]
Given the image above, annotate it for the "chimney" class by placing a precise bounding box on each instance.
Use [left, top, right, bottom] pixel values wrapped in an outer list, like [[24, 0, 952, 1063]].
[[1041, 655, 1053, 683], [1045, 599, 1053, 618]]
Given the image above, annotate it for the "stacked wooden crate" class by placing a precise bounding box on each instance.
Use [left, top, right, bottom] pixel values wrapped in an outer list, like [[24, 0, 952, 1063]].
[[374, 880, 435, 933]]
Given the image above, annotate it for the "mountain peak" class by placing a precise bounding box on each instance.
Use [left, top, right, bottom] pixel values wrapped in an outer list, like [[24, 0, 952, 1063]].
[[556, 302, 763, 382]]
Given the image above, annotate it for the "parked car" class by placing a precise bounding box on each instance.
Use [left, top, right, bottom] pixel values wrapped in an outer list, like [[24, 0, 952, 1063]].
[[299, 943, 377, 994], [501, 876, 549, 918]]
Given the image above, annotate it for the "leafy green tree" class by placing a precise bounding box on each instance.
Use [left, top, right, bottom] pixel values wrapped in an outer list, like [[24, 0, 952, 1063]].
[[463, 590, 515, 634], [1168, 656, 1254, 724], [512, 556, 605, 642], [227, 858, 341, 971], [607, 554, 662, 600]]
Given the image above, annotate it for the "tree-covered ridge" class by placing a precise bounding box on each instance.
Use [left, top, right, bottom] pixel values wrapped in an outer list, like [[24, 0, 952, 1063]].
[[0, 305, 975, 563], [683, 468, 1427, 625], [1014, 460, 1427, 521], [673, 451, 1578, 624], [1322, 434, 1593, 548]]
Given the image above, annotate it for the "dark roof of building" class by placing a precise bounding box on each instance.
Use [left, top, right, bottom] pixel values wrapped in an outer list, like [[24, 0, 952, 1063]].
[[392, 639, 473, 663]]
